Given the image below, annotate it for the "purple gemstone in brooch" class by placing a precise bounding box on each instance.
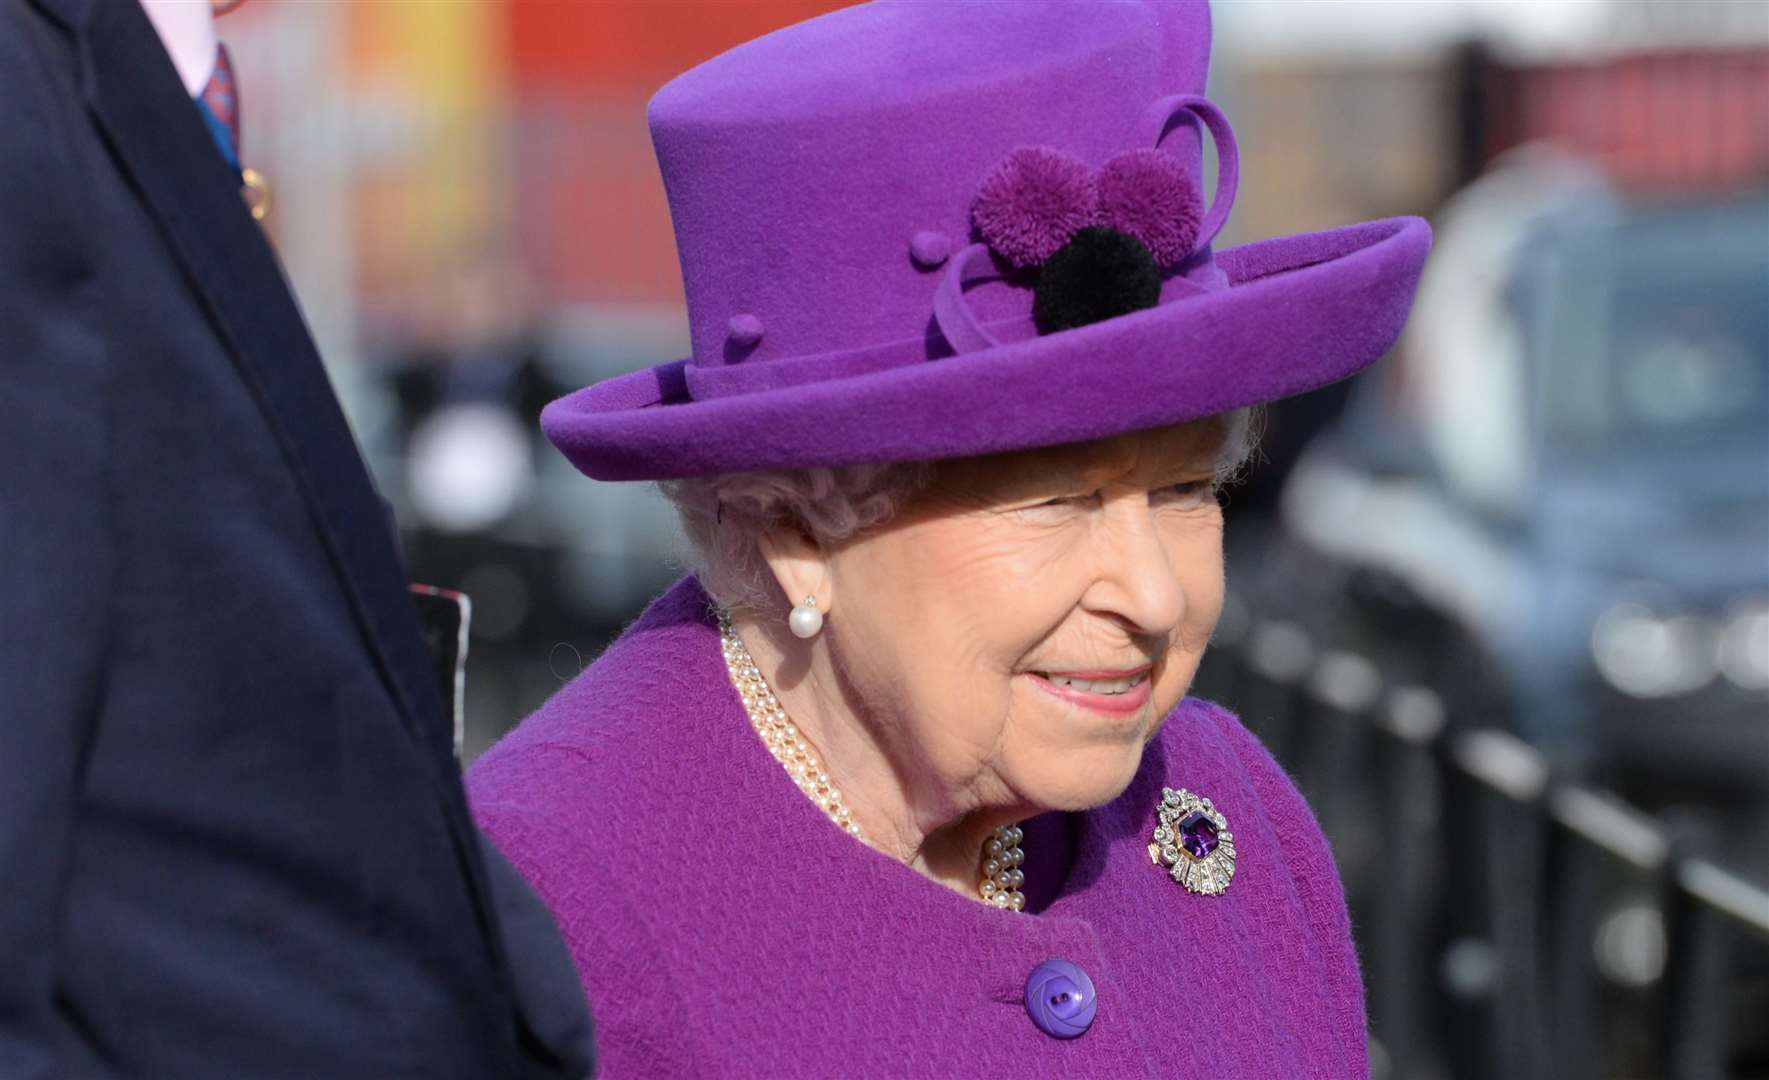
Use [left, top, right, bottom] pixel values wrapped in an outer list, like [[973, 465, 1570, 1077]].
[[1177, 809, 1220, 859], [1148, 787, 1236, 896]]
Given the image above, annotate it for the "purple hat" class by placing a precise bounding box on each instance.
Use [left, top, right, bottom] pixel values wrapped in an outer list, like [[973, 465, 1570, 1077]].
[[542, 0, 1431, 481]]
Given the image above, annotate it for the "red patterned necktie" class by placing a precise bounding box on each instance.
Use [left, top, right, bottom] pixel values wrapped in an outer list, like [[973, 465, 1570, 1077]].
[[198, 43, 241, 172], [195, 44, 267, 219]]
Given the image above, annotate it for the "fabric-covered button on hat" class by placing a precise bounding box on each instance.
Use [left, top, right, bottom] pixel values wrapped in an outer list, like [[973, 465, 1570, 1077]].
[[726, 313, 765, 349], [1024, 958, 1097, 1039], [908, 230, 953, 270]]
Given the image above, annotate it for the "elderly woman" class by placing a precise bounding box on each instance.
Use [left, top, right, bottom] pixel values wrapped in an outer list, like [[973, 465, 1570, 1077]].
[[468, 1, 1430, 1075]]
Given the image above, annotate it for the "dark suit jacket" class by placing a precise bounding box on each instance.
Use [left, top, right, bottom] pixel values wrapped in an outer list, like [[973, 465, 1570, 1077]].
[[0, 1, 592, 1076]]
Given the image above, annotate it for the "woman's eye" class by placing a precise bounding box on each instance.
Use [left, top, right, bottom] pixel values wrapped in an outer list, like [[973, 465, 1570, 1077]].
[[1154, 480, 1214, 506]]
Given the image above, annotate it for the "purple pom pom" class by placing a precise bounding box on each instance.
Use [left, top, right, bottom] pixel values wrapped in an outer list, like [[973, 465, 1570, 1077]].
[[1095, 149, 1202, 267], [972, 147, 1096, 268]]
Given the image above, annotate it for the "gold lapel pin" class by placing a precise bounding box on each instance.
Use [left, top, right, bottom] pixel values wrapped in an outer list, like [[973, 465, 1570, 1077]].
[[241, 167, 271, 222]]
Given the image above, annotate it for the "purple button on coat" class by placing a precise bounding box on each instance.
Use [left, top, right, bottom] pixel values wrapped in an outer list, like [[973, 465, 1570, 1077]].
[[1025, 959, 1098, 1039]]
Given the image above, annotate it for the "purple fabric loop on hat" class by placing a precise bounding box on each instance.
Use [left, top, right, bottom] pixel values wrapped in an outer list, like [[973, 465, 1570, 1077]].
[[688, 244, 1227, 399], [1139, 94, 1239, 254], [930, 242, 1007, 356]]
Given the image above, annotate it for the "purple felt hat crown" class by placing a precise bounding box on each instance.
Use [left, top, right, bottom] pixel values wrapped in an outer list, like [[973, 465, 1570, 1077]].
[[542, 0, 1431, 481]]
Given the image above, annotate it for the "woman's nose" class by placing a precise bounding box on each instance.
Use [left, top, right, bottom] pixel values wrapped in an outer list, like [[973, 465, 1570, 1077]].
[[1085, 497, 1187, 635]]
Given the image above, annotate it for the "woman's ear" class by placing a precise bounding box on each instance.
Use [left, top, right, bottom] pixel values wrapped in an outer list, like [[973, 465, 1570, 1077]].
[[755, 523, 833, 619]]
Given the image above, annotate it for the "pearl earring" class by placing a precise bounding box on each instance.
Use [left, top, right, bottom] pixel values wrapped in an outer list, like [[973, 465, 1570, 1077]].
[[788, 596, 823, 639]]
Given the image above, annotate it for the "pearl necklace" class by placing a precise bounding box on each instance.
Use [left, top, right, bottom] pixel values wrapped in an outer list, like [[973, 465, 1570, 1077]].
[[718, 610, 862, 839], [716, 611, 1025, 911], [980, 824, 1027, 911]]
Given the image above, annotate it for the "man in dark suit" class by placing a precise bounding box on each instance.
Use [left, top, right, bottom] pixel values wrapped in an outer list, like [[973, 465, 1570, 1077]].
[[0, 1, 593, 1075]]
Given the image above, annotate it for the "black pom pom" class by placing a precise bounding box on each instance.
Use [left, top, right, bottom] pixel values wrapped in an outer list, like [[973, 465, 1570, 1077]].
[[1033, 226, 1162, 335]]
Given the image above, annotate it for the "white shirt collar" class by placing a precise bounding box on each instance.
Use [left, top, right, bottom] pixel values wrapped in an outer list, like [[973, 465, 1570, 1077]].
[[139, 0, 218, 98]]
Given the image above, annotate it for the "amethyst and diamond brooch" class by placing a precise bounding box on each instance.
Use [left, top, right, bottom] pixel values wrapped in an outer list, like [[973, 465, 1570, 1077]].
[[1150, 787, 1236, 896]]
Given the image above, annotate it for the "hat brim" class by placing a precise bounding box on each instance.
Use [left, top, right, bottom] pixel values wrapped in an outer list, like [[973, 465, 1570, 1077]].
[[542, 216, 1431, 481]]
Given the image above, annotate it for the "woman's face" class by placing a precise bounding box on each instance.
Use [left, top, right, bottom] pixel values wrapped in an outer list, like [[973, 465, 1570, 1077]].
[[823, 418, 1228, 817]]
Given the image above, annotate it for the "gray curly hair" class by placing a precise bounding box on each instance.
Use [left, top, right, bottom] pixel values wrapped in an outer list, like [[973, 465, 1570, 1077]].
[[661, 407, 1264, 615]]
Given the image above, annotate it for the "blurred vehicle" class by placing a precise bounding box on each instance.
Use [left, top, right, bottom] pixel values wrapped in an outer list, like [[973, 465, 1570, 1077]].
[[1252, 150, 1769, 877]]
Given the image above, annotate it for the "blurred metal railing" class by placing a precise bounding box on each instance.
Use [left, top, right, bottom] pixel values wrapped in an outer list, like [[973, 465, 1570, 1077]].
[[1198, 599, 1769, 1080]]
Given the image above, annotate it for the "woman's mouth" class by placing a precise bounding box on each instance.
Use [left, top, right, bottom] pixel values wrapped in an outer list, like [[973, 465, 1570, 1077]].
[[1026, 667, 1153, 716]]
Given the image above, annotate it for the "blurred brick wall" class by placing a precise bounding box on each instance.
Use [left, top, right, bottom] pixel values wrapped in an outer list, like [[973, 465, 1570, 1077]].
[[505, 1, 853, 307], [1489, 48, 1769, 194]]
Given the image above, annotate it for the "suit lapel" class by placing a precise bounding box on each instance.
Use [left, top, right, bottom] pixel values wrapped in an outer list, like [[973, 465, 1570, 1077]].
[[33, 0, 510, 970], [76, 0, 446, 751]]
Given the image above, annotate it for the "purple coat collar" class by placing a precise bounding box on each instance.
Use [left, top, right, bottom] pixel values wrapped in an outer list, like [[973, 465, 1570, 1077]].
[[469, 578, 1367, 1077]]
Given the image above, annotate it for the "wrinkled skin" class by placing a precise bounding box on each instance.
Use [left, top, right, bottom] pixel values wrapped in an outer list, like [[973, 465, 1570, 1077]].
[[740, 416, 1230, 898]]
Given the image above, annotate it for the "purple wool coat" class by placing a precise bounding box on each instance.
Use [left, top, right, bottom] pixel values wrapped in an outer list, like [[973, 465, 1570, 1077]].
[[468, 579, 1368, 1078]]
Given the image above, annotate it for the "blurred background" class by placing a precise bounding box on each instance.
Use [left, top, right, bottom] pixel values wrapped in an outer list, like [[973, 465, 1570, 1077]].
[[212, 2, 1766, 1077]]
